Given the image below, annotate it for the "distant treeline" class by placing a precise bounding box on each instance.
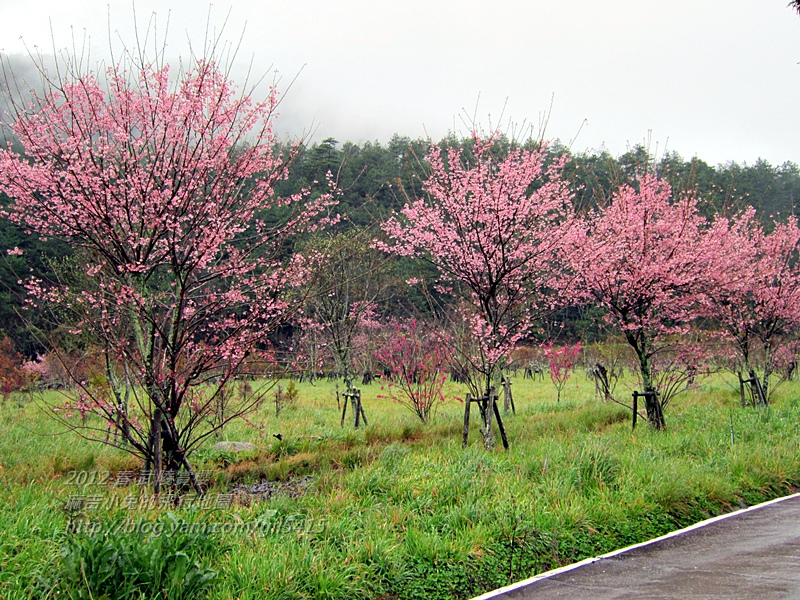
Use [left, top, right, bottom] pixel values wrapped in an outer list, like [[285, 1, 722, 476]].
[[278, 135, 800, 226]]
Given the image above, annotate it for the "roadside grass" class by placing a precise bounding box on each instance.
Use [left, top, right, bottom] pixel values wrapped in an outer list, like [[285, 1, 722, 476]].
[[2, 373, 800, 598]]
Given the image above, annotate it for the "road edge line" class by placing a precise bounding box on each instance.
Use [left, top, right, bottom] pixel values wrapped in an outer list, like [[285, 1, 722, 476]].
[[471, 491, 800, 600]]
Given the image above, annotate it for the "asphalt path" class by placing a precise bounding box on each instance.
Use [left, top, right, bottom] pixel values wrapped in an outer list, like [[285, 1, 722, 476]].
[[474, 493, 800, 600]]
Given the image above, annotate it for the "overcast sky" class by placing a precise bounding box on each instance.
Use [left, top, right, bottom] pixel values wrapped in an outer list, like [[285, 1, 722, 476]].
[[1, 1, 798, 166]]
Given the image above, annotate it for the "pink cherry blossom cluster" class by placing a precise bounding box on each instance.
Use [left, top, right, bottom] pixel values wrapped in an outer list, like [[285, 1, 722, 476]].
[[704, 211, 800, 398], [374, 319, 452, 423], [378, 135, 576, 395], [571, 173, 800, 420], [542, 340, 582, 402]]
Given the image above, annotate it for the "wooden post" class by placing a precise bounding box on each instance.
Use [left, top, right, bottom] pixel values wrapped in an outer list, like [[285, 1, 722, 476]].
[[483, 386, 495, 449], [633, 389, 664, 429], [738, 372, 746, 408], [462, 394, 472, 448], [342, 388, 367, 428], [741, 370, 767, 407], [651, 389, 665, 428], [503, 376, 515, 414], [340, 393, 348, 427], [749, 369, 767, 406], [354, 388, 367, 427], [639, 387, 662, 429], [492, 395, 510, 449], [462, 388, 509, 449], [353, 390, 361, 428]]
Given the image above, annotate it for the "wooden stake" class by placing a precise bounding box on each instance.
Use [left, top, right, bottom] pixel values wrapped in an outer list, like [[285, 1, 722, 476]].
[[463, 394, 472, 448]]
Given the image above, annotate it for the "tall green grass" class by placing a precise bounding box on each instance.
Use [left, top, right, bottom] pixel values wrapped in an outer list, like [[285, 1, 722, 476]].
[[3, 373, 800, 598]]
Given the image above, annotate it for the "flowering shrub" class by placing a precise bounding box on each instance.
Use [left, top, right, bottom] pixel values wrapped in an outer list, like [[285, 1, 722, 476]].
[[645, 337, 715, 409], [542, 341, 582, 402], [374, 319, 452, 423]]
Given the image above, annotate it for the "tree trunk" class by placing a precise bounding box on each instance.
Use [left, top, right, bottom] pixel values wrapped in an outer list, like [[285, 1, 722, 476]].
[[737, 371, 747, 407], [761, 344, 772, 403], [152, 408, 163, 494], [503, 376, 514, 414], [637, 348, 666, 430], [482, 375, 495, 449]]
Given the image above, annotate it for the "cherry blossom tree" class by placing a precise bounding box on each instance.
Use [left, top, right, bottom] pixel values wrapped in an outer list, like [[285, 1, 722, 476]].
[[707, 213, 800, 403], [378, 135, 575, 447], [542, 340, 582, 402], [647, 337, 715, 410], [570, 175, 723, 429], [301, 229, 392, 387], [0, 50, 335, 492], [374, 318, 451, 423]]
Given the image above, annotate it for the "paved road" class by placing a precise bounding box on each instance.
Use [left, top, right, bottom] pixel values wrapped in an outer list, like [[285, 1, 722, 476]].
[[475, 493, 800, 600]]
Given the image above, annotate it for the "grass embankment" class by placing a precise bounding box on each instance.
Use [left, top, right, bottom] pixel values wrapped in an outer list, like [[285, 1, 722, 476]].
[[2, 375, 800, 599]]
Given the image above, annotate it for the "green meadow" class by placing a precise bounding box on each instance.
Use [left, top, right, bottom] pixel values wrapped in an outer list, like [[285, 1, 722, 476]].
[[3, 373, 800, 599]]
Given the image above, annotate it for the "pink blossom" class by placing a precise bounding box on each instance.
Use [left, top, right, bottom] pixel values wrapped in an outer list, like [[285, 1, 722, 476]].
[[379, 134, 576, 404], [706, 212, 800, 399], [0, 55, 337, 480], [570, 174, 722, 428], [542, 340, 582, 402], [374, 319, 451, 423]]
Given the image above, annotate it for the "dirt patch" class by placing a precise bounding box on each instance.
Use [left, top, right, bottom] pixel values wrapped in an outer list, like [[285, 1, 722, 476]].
[[230, 475, 314, 505]]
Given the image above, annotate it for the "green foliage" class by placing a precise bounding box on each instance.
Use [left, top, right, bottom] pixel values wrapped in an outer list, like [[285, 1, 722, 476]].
[[273, 380, 299, 417], [572, 443, 622, 492], [6, 376, 800, 599], [43, 514, 221, 600], [0, 212, 72, 356]]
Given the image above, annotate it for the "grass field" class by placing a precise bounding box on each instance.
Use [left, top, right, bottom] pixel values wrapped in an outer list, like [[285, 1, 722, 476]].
[[2, 372, 800, 599]]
